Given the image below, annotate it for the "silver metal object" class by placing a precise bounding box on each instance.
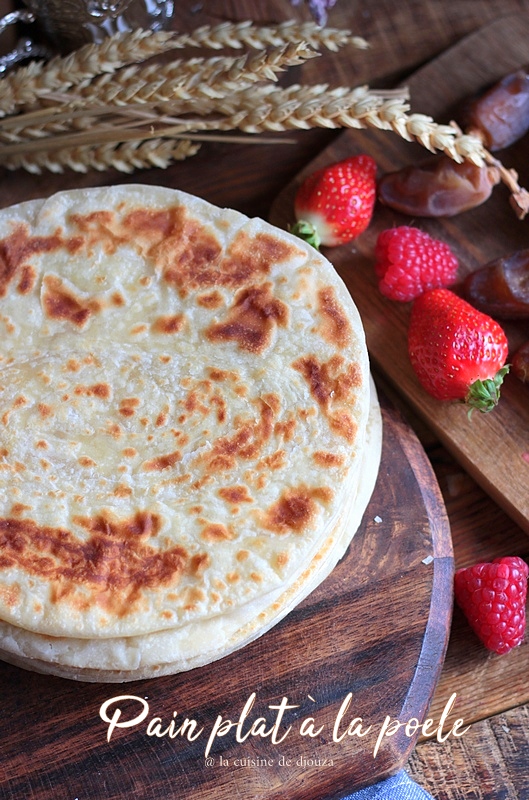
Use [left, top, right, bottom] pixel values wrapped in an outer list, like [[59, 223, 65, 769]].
[[20, 0, 175, 52], [0, 9, 53, 73]]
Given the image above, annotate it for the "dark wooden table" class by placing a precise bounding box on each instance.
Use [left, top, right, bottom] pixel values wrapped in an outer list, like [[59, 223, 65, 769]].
[[1, 1, 529, 798]]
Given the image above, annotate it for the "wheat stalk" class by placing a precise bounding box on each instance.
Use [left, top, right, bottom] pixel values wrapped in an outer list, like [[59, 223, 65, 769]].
[[0, 28, 178, 117], [1, 20, 525, 217], [126, 88, 487, 166], [0, 87, 485, 169], [0, 42, 319, 144], [171, 20, 368, 53], [45, 42, 319, 109], [2, 138, 201, 174]]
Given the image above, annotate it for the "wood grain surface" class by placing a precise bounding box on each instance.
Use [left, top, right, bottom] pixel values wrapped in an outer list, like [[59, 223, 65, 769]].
[[408, 703, 529, 800], [269, 13, 529, 536], [0, 403, 453, 799]]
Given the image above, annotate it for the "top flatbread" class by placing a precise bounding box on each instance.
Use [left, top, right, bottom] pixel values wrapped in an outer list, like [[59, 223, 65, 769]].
[[0, 184, 374, 649]]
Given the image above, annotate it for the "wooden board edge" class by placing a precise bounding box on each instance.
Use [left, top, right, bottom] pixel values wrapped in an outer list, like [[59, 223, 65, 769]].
[[324, 403, 455, 798]]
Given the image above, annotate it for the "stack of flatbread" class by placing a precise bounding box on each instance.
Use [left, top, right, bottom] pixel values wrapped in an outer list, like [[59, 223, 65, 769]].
[[0, 184, 381, 682]]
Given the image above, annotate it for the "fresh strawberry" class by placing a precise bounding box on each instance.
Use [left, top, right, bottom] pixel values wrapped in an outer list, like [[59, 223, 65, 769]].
[[291, 154, 377, 249], [454, 557, 528, 654], [408, 288, 509, 413], [375, 226, 459, 301]]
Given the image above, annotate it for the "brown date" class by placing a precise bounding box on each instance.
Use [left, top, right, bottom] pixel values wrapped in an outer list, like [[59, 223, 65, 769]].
[[377, 155, 499, 217], [463, 249, 529, 319], [463, 68, 529, 151], [512, 341, 529, 383]]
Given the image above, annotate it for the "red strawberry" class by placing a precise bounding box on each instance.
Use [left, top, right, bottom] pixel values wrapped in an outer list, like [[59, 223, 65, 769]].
[[408, 288, 509, 413], [454, 557, 528, 654], [292, 155, 377, 249], [375, 226, 459, 301]]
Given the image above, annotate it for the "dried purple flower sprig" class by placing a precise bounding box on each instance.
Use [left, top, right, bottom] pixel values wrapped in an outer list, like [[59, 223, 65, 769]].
[[290, 0, 338, 27]]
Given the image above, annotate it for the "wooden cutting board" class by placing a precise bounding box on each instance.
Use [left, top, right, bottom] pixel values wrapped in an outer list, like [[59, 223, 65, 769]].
[[270, 13, 529, 536], [0, 400, 453, 799]]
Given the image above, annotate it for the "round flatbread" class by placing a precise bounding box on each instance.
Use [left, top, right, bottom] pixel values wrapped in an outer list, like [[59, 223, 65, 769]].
[[0, 184, 381, 681]]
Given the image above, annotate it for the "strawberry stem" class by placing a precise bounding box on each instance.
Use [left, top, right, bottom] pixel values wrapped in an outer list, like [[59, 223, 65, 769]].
[[466, 365, 510, 417], [289, 220, 321, 251]]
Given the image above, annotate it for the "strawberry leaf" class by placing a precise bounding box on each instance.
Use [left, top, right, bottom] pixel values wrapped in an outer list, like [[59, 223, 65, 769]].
[[290, 220, 321, 251], [466, 365, 510, 417]]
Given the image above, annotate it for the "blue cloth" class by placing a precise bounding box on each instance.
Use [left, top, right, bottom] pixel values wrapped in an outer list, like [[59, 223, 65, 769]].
[[343, 770, 435, 799]]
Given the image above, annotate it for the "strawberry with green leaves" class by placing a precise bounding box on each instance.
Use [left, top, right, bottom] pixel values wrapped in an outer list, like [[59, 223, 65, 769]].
[[408, 288, 509, 414], [291, 154, 377, 249]]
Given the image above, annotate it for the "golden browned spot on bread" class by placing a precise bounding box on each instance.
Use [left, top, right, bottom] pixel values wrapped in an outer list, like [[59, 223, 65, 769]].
[[189, 552, 210, 576], [274, 415, 297, 442], [218, 485, 254, 505], [205, 283, 288, 354], [65, 358, 81, 372], [292, 354, 361, 444], [0, 585, 20, 608], [0, 511, 186, 616], [69, 210, 126, 254], [262, 485, 333, 534], [198, 397, 276, 474], [182, 585, 206, 611], [17, 264, 36, 295], [122, 448, 137, 458], [118, 206, 224, 296], [2, 395, 28, 426], [114, 484, 132, 497], [42, 274, 101, 328], [119, 397, 140, 417], [10, 503, 30, 516], [197, 290, 224, 309], [207, 367, 239, 382], [103, 421, 122, 439], [200, 522, 235, 542], [313, 451, 346, 468], [0, 224, 80, 298], [317, 286, 352, 349], [151, 314, 185, 335], [163, 226, 297, 297], [142, 450, 182, 472], [74, 382, 112, 400], [111, 291, 125, 306], [224, 230, 304, 280], [78, 456, 96, 468], [0, 314, 15, 335], [258, 450, 286, 471], [211, 393, 227, 424]]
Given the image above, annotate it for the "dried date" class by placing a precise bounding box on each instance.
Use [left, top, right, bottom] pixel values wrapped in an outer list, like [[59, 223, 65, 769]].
[[512, 341, 529, 383], [378, 156, 499, 217], [463, 249, 529, 319], [463, 68, 529, 151]]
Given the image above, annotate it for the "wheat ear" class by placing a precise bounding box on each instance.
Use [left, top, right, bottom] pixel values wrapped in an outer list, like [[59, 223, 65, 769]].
[[0, 28, 178, 117], [172, 20, 368, 53], [2, 138, 201, 174]]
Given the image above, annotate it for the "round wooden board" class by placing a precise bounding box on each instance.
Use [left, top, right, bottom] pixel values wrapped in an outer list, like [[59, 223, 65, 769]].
[[0, 395, 453, 799]]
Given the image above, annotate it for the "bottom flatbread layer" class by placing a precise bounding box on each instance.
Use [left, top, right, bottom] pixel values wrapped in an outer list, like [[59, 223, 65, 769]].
[[0, 382, 382, 683]]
